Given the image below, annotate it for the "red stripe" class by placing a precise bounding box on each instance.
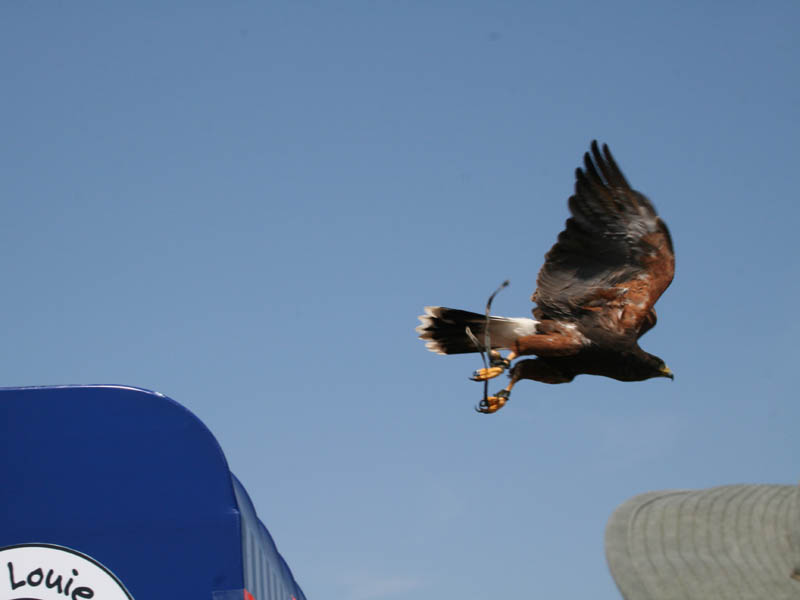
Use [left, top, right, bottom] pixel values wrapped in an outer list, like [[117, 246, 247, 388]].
[[244, 590, 256, 600]]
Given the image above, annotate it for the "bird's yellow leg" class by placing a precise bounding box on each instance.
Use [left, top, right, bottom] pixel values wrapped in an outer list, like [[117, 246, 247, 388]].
[[471, 351, 517, 381]]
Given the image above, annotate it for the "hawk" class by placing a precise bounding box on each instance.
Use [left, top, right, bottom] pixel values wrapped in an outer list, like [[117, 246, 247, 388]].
[[417, 141, 675, 413]]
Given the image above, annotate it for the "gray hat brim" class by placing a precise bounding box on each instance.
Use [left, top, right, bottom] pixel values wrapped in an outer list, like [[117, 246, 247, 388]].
[[605, 484, 800, 600]]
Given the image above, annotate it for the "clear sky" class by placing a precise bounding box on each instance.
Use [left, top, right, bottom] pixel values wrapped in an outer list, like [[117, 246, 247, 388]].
[[3, 2, 799, 599]]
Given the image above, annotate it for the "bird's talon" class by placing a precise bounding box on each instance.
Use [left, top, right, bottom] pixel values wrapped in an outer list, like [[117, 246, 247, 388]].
[[475, 389, 510, 414], [470, 366, 505, 381]]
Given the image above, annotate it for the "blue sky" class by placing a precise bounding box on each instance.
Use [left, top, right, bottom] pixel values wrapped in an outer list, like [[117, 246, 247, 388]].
[[3, 2, 799, 599]]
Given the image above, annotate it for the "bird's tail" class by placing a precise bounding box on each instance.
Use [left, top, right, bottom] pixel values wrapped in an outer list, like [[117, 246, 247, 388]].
[[416, 306, 538, 355]]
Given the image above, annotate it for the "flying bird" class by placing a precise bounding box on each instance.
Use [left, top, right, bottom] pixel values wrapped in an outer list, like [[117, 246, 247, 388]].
[[417, 141, 675, 413]]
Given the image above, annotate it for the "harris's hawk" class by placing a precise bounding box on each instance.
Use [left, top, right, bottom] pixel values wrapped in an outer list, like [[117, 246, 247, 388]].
[[416, 141, 675, 413]]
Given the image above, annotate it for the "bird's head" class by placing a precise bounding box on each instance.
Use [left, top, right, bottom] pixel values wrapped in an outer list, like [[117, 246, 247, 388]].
[[643, 352, 674, 380]]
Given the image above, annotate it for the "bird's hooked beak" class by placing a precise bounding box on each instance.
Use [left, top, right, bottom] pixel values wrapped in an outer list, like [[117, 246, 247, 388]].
[[660, 365, 674, 380]]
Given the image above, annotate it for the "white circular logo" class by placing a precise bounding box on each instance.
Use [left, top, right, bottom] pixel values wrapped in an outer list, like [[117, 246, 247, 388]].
[[0, 544, 133, 600]]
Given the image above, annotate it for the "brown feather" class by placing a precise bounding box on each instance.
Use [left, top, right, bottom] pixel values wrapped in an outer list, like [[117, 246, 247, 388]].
[[533, 143, 675, 342]]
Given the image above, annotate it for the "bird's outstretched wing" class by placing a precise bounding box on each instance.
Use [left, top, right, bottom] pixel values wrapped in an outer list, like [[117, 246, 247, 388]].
[[532, 141, 674, 339]]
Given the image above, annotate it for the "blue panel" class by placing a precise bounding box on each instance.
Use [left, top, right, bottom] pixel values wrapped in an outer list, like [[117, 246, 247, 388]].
[[232, 476, 307, 600], [1, 385, 243, 599]]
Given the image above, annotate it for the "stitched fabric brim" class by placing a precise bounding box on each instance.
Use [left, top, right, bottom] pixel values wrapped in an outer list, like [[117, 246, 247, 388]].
[[605, 484, 800, 600]]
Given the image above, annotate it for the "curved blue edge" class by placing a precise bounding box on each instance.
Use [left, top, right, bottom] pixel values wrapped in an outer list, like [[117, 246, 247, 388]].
[[0, 385, 307, 600], [232, 475, 307, 600]]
